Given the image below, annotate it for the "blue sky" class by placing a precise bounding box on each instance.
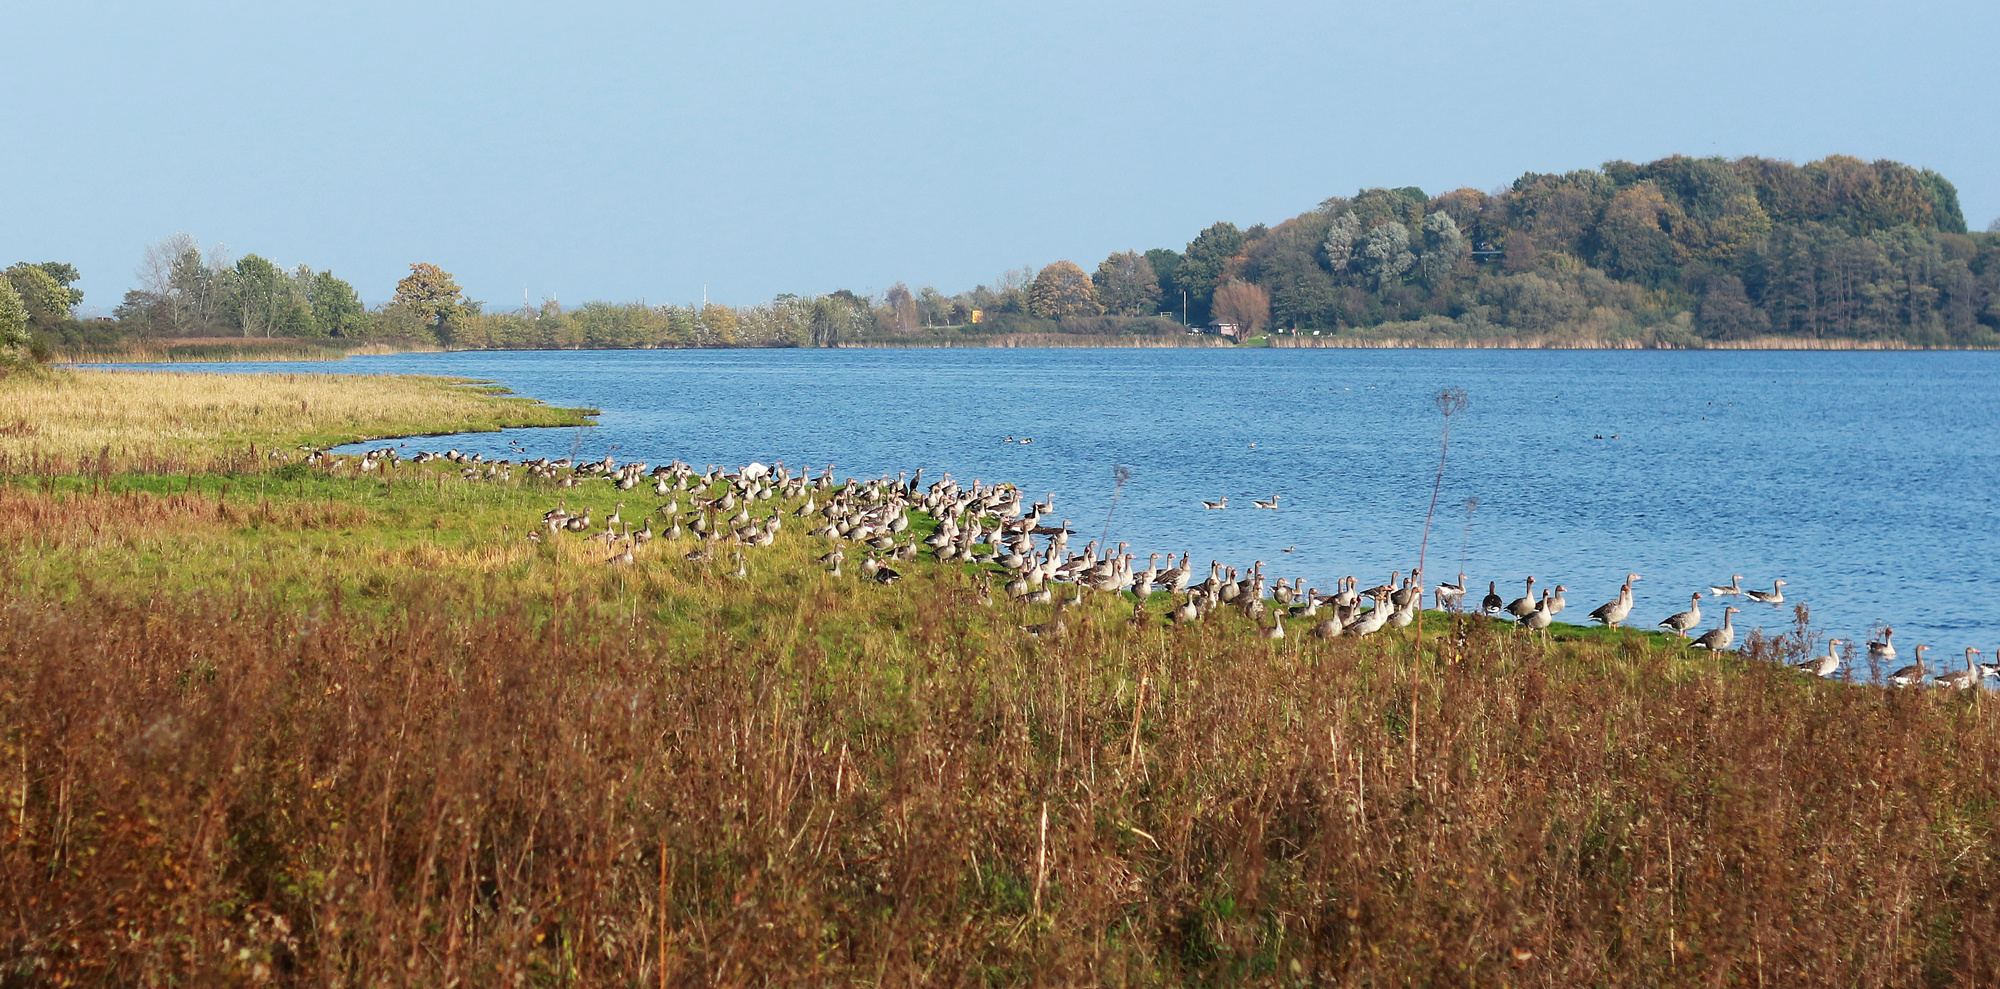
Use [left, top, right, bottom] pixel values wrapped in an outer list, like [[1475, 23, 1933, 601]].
[[4, 0, 1994, 310]]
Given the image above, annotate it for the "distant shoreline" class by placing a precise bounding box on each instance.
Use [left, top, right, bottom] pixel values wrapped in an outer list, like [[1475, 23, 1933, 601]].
[[52, 333, 1998, 363]]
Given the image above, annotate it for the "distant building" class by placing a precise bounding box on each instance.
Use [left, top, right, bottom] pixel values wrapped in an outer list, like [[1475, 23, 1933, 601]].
[[1202, 321, 1240, 338]]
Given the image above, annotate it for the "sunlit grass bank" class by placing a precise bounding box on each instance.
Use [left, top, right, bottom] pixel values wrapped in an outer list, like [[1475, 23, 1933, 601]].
[[0, 367, 592, 464], [2, 371, 1998, 985]]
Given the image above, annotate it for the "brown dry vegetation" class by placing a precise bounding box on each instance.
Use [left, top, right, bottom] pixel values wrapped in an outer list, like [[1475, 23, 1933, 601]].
[[6, 474, 2000, 986]]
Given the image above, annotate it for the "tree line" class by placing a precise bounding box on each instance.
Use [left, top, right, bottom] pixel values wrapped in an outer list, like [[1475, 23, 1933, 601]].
[[7, 153, 1995, 359]]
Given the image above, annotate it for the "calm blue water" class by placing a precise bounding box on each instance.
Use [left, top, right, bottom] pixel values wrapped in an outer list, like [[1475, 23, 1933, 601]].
[[110, 348, 2000, 660]]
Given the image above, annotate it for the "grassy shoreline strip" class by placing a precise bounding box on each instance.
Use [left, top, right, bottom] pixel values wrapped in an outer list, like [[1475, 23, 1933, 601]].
[[0, 367, 596, 465]]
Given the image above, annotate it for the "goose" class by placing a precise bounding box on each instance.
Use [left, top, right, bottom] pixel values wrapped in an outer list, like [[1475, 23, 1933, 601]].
[[1505, 577, 1539, 621], [1795, 638, 1844, 678], [1261, 612, 1286, 640], [1887, 644, 1928, 687], [1388, 593, 1418, 629], [1201, 497, 1228, 510], [1588, 574, 1642, 628], [1345, 593, 1392, 638], [1690, 606, 1740, 652], [1658, 593, 1702, 638], [1480, 581, 1505, 616], [1744, 579, 1787, 605], [1021, 599, 1068, 637], [1332, 576, 1360, 610], [1520, 592, 1554, 636], [873, 564, 902, 585], [1709, 574, 1744, 597], [1435, 573, 1467, 608], [1390, 571, 1424, 611], [1867, 628, 1897, 665], [1172, 594, 1200, 625], [1935, 648, 1986, 690], [1252, 494, 1281, 509], [1311, 617, 1343, 639]]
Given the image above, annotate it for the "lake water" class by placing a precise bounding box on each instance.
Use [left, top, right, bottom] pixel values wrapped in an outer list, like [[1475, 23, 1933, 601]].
[[117, 348, 2000, 665]]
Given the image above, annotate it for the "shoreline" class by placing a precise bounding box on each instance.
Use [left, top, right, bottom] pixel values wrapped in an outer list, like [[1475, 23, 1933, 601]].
[[51, 333, 1997, 364]]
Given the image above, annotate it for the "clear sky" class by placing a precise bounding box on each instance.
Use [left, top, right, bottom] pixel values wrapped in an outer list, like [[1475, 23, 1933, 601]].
[[5, 0, 1995, 310]]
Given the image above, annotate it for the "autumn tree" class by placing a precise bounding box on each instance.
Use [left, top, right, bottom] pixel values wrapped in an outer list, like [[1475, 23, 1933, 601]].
[[1211, 279, 1271, 333], [393, 263, 471, 337], [1093, 251, 1161, 316], [1028, 261, 1101, 319], [883, 282, 918, 332], [699, 302, 739, 345]]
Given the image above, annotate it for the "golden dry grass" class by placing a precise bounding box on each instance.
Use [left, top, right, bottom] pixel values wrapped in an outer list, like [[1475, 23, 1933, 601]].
[[0, 367, 590, 464]]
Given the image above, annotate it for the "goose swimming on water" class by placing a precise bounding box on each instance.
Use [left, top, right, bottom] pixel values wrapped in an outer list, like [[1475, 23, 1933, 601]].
[[1709, 574, 1744, 597], [1744, 579, 1787, 605], [1867, 628, 1897, 665]]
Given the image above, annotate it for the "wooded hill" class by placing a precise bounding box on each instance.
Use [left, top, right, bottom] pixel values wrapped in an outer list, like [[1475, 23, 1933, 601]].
[[1086, 154, 1993, 346]]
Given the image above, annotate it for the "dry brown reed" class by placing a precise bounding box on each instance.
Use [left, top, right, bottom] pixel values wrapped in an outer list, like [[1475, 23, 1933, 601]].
[[5, 504, 2000, 985]]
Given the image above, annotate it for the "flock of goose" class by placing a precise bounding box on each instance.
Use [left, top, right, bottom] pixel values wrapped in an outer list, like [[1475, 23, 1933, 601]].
[[304, 445, 1981, 688]]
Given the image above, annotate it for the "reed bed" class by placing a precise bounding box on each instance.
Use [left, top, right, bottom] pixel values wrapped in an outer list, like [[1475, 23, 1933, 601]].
[[4, 476, 2000, 986], [0, 368, 592, 464]]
